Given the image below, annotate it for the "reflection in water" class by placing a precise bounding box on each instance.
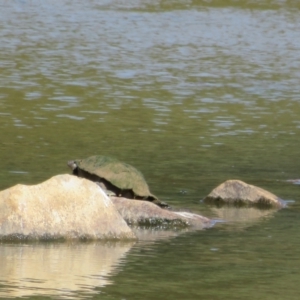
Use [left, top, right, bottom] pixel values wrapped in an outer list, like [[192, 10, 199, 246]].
[[0, 227, 209, 299], [209, 206, 278, 230], [0, 242, 134, 299]]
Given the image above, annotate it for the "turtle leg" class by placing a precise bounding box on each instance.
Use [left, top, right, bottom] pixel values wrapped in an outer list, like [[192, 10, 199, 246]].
[[95, 182, 116, 197], [120, 190, 135, 199]]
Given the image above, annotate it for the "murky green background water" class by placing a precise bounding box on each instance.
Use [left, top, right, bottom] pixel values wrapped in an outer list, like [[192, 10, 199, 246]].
[[1, 0, 300, 299]]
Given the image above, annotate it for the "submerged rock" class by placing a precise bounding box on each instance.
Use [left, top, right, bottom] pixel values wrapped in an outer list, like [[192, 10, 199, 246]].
[[110, 196, 212, 229], [0, 174, 135, 241], [204, 179, 286, 208], [286, 179, 300, 185]]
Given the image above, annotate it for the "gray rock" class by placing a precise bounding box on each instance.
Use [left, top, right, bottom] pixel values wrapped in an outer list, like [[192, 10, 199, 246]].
[[110, 196, 212, 229], [0, 174, 135, 241], [204, 179, 286, 208]]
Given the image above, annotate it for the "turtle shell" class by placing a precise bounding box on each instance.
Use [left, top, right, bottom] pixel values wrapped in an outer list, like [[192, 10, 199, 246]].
[[73, 155, 157, 200]]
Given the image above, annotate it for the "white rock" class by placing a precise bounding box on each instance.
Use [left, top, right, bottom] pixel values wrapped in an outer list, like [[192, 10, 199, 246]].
[[0, 174, 135, 240]]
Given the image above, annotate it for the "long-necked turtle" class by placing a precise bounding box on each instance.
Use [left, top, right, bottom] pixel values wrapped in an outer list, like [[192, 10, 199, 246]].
[[67, 155, 169, 208]]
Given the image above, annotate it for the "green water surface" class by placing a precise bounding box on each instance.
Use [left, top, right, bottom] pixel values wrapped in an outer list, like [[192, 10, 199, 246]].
[[1, 0, 300, 299]]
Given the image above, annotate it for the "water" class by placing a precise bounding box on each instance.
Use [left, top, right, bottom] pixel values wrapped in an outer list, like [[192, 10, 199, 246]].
[[1, 0, 300, 298]]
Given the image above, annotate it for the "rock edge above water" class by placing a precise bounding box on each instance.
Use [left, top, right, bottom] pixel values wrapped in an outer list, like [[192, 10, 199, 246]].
[[204, 179, 286, 208], [0, 176, 286, 241], [111, 196, 212, 229]]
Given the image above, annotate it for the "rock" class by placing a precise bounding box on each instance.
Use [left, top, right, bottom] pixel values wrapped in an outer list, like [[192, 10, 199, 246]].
[[0, 174, 135, 241], [286, 179, 300, 185], [110, 196, 212, 229], [204, 179, 286, 208]]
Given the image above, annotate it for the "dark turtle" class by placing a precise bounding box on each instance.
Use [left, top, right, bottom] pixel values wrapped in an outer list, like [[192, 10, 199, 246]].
[[67, 155, 169, 208]]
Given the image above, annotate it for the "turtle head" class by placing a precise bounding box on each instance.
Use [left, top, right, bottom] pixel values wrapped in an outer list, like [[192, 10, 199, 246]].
[[67, 160, 79, 171]]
